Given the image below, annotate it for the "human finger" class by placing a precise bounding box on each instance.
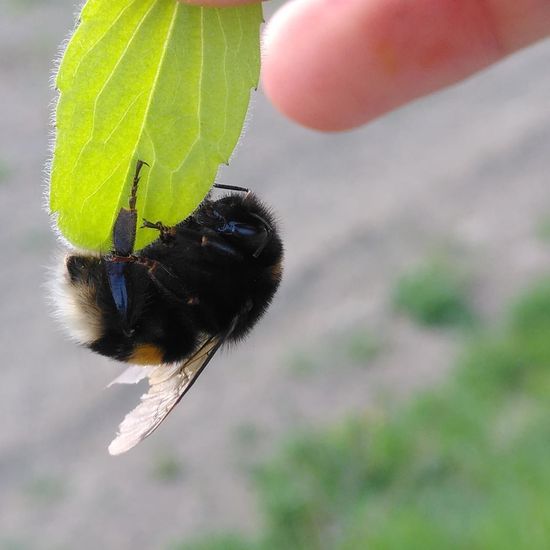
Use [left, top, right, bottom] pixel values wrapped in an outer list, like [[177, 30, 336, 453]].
[[178, 0, 259, 6], [262, 0, 550, 131]]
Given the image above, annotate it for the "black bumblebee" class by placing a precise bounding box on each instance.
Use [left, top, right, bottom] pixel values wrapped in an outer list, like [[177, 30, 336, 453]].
[[53, 161, 283, 454]]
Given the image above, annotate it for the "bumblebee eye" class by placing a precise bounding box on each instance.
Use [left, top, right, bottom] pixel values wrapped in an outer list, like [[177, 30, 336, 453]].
[[66, 255, 87, 283]]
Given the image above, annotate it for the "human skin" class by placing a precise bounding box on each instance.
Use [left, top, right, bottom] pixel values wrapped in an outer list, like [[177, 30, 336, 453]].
[[179, 0, 550, 131]]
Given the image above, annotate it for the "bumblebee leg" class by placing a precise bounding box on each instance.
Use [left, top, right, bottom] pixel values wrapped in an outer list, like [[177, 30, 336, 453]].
[[142, 219, 176, 245], [199, 231, 244, 259], [128, 160, 149, 210], [112, 160, 149, 256], [133, 257, 195, 303]]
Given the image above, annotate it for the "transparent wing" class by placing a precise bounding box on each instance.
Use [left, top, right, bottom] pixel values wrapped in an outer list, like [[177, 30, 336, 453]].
[[108, 336, 223, 456], [107, 365, 152, 387]]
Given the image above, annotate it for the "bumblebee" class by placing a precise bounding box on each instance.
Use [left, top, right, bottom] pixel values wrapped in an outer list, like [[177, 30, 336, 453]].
[[53, 161, 283, 454]]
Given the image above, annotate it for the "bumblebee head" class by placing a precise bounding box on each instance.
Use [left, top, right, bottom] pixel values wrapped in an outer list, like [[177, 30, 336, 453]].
[[51, 253, 137, 358], [50, 253, 106, 346], [51, 253, 190, 366]]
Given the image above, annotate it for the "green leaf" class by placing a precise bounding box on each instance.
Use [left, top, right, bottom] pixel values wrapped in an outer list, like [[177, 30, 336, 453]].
[[50, 0, 262, 251]]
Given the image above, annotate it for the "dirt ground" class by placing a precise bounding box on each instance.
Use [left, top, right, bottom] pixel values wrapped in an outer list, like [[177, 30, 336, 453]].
[[1, 1, 549, 548]]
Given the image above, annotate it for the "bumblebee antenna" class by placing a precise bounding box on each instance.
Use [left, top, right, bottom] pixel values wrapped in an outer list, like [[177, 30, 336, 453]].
[[213, 184, 249, 194]]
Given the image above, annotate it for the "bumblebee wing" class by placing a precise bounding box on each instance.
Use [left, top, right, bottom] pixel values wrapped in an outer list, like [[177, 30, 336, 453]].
[[107, 365, 152, 387], [108, 334, 227, 456]]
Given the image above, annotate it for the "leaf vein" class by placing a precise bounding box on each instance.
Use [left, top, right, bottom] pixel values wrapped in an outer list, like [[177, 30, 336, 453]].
[[67, 0, 140, 92], [139, 3, 180, 214], [70, 0, 156, 195]]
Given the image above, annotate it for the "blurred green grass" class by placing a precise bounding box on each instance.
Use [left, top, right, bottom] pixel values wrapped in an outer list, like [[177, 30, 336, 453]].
[[24, 475, 66, 504], [286, 328, 382, 378], [176, 277, 550, 550], [0, 538, 30, 550], [0, 160, 10, 184], [536, 216, 550, 242], [344, 330, 381, 364], [151, 451, 185, 483], [393, 260, 475, 328]]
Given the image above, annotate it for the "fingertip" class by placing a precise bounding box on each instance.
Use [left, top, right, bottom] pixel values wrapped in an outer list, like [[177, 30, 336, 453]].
[[178, 0, 260, 6], [262, 0, 363, 131], [262, 0, 547, 131]]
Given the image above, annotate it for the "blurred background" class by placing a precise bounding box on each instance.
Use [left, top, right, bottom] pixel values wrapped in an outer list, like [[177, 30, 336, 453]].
[[1, 1, 550, 548]]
